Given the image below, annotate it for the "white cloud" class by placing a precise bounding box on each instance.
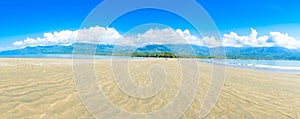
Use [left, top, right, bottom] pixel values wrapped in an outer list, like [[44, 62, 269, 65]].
[[114, 28, 205, 47], [13, 30, 77, 47], [13, 26, 122, 48], [267, 32, 300, 49], [201, 36, 223, 48], [11, 26, 300, 49], [76, 26, 122, 44], [12, 27, 205, 48], [223, 28, 268, 47], [175, 29, 205, 46], [222, 28, 300, 49]]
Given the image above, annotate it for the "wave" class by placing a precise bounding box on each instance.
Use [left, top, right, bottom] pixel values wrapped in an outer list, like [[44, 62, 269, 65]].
[[199, 59, 300, 72], [253, 64, 300, 70]]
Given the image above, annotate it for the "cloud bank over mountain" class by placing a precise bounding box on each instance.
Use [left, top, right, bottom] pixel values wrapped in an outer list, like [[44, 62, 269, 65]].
[[12, 26, 300, 49]]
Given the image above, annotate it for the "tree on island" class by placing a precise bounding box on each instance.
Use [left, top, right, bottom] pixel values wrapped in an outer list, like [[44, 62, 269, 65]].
[[131, 52, 177, 58]]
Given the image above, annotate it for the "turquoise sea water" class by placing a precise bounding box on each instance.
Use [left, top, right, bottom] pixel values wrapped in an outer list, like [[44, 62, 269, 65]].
[[200, 59, 300, 73]]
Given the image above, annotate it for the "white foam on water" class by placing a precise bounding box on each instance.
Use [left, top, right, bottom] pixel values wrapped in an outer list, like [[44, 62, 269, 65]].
[[254, 64, 300, 70], [199, 59, 300, 72]]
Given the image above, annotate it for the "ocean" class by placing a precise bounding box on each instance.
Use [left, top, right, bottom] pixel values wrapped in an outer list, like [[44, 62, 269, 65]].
[[200, 59, 300, 73]]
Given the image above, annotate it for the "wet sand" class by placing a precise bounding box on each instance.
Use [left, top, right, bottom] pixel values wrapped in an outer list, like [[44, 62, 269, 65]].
[[0, 58, 299, 119]]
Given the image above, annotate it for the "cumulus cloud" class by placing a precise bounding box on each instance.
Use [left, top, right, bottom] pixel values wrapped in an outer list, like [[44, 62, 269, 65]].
[[76, 26, 122, 44], [223, 28, 267, 47], [267, 32, 300, 49], [11, 26, 300, 49], [118, 28, 205, 46], [222, 28, 300, 49], [14, 27, 205, 48], [13, 30, 77, 47], [175, 29, 205, 46], [13, 26, 122, 48]]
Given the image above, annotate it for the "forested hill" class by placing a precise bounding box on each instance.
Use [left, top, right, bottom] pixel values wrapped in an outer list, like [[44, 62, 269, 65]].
[[0, 43, 300, 60]]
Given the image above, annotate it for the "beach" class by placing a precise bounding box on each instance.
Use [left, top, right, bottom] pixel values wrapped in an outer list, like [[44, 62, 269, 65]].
[[0, 58, 300, 119]]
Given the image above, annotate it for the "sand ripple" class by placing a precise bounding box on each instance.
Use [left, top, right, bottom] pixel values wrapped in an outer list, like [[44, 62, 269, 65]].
[[0, 58, 300, 119]]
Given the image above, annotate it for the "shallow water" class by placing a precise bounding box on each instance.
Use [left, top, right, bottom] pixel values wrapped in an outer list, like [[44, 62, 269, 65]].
[[200, 59, 300, 73]]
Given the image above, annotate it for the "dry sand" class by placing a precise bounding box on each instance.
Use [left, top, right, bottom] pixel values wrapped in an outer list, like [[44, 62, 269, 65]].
[[0, 58, 300, 119]]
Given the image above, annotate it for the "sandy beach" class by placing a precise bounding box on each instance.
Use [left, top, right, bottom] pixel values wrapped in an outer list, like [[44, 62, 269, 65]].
[[0, 58, 300, 119]]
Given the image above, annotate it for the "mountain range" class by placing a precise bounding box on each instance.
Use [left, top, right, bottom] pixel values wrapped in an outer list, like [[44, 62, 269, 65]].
[[0, 43, 300, 60]]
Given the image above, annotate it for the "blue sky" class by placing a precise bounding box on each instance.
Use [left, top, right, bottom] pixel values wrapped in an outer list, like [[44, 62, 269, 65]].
[[0, 0, 300, 49]]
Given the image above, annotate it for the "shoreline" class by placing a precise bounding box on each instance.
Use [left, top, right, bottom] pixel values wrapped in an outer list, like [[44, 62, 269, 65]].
[[1, 57, 299, 74]]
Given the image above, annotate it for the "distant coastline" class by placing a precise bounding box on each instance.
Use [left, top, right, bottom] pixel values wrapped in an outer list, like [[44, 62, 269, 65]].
[[1, 53, 300, 61], [1, 43, 300, 60]]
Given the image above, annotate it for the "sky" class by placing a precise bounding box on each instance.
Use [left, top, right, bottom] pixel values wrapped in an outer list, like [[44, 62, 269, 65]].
[[1, 0, 300, 50]]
